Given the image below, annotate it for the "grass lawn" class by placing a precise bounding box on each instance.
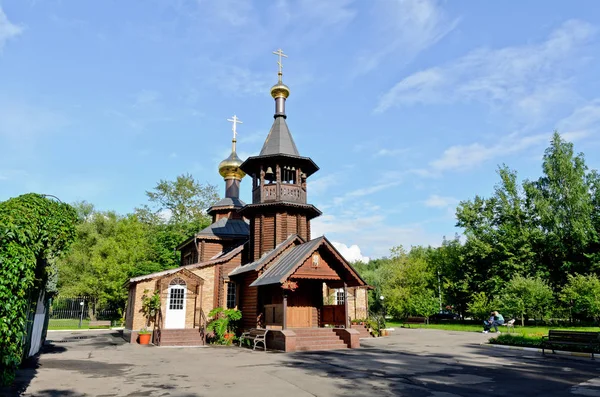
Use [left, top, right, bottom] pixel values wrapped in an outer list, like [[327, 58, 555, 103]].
[[387, 321, 599, 337], [47, 319, 113, 330], [387, 321, 600, 350]]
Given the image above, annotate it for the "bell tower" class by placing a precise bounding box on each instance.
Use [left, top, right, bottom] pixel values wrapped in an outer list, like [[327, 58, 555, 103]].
[[240, 49, 321, 261]]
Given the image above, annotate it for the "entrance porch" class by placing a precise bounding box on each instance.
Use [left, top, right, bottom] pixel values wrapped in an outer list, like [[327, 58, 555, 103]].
[[260, 280, 351, 330]]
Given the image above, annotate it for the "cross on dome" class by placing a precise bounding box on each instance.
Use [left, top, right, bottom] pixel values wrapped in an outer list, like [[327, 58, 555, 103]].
[[227, 115, 243, 140], [272, 48, 288, 79]]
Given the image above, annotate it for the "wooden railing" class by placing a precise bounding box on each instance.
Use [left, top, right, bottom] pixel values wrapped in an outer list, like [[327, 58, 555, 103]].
[[252, 184, 306, 204]]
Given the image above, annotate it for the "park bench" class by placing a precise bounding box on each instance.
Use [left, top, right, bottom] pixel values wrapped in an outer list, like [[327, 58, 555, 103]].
[[403, 317, 428, 328], [541, 330, 600, 359], [239, 328, 269, 351], [89, 320, 111, 328], [501, 319, 516, 333]]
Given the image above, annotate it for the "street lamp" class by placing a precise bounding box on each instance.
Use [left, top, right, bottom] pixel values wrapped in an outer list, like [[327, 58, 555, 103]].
[[78, 301, 85, 328], [379, 295, 385, 335]]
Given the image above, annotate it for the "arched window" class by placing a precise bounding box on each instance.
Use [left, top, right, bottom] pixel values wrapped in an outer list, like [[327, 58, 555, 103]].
[[169, 277, 186, 286]]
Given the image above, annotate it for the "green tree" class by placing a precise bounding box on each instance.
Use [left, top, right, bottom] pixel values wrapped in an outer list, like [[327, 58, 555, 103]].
[[524, 132, 597, 287], [430, 236, 470, 318], [500, 275, 554, 326], [139, 173, 219, 227], [561, 274, 600, 322], [467, 292, 496, 322], [56, 209, 156, 317], [380, 246, 438, 318], [135, 174, 219, 269]]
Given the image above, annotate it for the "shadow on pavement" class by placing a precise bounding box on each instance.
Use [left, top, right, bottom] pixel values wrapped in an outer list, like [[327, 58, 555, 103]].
[[282, 341, 600, 396]]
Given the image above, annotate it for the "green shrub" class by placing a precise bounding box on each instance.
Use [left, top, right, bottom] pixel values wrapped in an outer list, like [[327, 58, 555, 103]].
[[206, 307, 242, 345]]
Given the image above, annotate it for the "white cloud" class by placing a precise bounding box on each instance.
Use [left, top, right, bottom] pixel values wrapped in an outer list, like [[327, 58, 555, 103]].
[[429, 133, 549, 172], [133, 90, 160, 108], [355, 0, 459, 75], [331, 241, 370, 263], [425, 194, 458, 208], [374, 148, 409, 157], [308, 173, 341, 196], [375, 19, 596, 116], [557, 99, 600, 138], [332, 180, 402, 205], [312, 212, 446, 258], [0, 7, 23, 50]]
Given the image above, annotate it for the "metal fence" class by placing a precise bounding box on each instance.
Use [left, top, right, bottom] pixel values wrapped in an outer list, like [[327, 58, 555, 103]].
[[49, 296, 119, 327]]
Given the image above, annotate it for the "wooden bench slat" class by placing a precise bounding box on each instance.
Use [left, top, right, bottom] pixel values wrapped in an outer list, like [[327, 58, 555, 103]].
[[542, 330, 600, 359]]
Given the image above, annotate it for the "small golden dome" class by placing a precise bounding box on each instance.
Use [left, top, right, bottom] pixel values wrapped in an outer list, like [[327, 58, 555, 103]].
[[270, 81, 290, 99], [219, 149, 246, 180]]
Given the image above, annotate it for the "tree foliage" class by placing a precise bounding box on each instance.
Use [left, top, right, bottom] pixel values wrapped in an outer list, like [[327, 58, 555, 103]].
[[56, 174, 219, 319], [561, 274, 600, 322], [0, 194, 77, 385], [357, 132, 600, 325], [500, 275, 554, 326]]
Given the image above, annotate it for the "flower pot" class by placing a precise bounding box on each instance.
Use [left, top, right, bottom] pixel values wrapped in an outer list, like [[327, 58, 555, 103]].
[[380, 329, 388, 337], [139, 333, 152, 345]]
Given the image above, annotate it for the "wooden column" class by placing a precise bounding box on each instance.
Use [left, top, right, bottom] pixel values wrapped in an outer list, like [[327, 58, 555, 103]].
[[344, 282, 349, 329], [282, 291, 288, 330]]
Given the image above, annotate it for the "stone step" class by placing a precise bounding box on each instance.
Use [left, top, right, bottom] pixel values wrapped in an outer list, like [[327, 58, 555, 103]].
[[296, 340, 346, 347], [160, 336, 204, 343], [295, 344, 348, 352], [159, 329, 203, 334], [292, 330, 343, 336], [296, 335, 342, 343], [158, 341, 204, 347]]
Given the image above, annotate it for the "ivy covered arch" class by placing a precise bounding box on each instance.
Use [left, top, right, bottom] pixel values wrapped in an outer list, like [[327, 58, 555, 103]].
[[0, 193, 78, 385]]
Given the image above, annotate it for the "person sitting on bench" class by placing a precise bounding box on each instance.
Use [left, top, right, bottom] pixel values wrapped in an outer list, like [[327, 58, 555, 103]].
[[483, 311, 504, 334]]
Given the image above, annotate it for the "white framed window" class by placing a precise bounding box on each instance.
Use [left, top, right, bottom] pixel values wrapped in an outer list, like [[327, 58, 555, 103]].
[[336, 288, 345, 305], [226, 282, 236, 309]]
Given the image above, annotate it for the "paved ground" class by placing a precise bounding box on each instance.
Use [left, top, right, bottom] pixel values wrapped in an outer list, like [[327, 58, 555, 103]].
[[5, 328, 600, 396]]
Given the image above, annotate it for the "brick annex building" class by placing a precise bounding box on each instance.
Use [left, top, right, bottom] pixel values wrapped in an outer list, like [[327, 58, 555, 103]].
[[124, 56, 370, 351]]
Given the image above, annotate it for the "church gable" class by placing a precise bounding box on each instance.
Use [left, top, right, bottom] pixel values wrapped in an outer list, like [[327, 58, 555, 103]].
[[291, 249, 340, 280]]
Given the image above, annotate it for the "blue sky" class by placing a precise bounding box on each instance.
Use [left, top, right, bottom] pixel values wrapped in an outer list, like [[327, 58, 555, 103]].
[[1, 1, 600, 261]]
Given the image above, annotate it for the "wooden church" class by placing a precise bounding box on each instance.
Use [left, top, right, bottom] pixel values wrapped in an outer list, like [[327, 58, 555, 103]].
[[124, 51, 371, 351]]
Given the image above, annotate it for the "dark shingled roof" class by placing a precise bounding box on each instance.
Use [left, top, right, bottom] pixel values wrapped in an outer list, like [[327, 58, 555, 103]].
[[197, 218, 249, 238], [250, 237, 324, 287], [209, 197, 246, 209], [260, 117, 299, 156], [128, 242, 246, 284], [228, 234, 300, 276]]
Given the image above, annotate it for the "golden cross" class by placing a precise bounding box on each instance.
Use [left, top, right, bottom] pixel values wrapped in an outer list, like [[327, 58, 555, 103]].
[[226, 115, 243, 140], [272, 48, 288, 76]]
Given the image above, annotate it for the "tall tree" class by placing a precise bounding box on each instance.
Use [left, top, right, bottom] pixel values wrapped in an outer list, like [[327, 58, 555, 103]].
[[139, 173, 219, 227], [524, 132, 596, 286]]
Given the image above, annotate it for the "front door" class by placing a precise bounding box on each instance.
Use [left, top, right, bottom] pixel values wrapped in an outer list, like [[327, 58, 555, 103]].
[[165, 279, 186, 329]]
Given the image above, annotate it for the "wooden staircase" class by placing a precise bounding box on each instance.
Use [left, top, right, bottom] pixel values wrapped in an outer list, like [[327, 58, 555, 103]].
[[292, 328, 348, 351], [156, 329, 205, 347], [351, 324, 374, 338]]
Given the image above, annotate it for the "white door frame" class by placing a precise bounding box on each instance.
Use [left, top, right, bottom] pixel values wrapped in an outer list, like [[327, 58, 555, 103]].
[[165, 278, 187, 329]]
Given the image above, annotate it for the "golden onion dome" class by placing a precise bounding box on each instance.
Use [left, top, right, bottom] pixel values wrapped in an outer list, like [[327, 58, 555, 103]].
[[270, 81, 290, 99], [218, 149, 246, 180]]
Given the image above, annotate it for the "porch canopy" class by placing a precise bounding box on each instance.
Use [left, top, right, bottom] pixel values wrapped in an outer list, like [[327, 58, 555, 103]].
[[250, 236, 367, 329]]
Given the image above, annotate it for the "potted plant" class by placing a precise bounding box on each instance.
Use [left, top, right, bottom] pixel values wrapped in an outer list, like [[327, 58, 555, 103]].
[[207, 307, 242, 345], [140, 289, 161, 345], [138, 327, 152, 345]]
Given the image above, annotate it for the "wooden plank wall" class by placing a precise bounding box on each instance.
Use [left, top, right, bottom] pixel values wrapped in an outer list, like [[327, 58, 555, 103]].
[[240, 272, 259, 330]]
